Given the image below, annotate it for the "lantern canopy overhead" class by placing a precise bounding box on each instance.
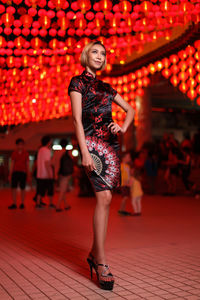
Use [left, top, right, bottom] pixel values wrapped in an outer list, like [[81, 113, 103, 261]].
[[0, 0, 200, 125]]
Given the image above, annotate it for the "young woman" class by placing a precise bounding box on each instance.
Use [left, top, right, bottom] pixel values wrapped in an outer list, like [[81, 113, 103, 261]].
[[68, 41, 135, 290]]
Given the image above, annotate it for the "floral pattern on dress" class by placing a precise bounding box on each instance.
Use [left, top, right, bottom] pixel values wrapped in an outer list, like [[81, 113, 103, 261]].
[[69, 71, 120, 191]]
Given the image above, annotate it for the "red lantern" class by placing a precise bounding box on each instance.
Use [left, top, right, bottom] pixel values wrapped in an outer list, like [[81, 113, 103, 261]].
[[75, 18, 86, 29], [119, 1, 132, 13], [1, 13, 14, 27], [20, 14, 33, 28], [31, 37, 42, 49], [170, 54, 179, 64], [170, 75, 179, 87], [178, 61, 187, 71], [179, 82, 188, 93], [141, 1, 152, 14], [187, 89, 197, 100], [49, 39, 59, 49], [28, 0, 40, 6], [99, 0, 112, 14], [196, 97, 200, 106], [196, 74, 200, 84], [77, 0, 91, 13], [194, 40, 200, 50], [180, 1, 193, 13], [162, 58, 170, 68], [160, 1, 171, 12], [51, 0, 66, 10], [170, 65, 179, 74], [0, 36, 6, 48], [39, 15, 51, 28], [136, 88, 144, 97], [178, 72, 188, 81], [14, 37, 25, 49], [187, 77, 196, 88]]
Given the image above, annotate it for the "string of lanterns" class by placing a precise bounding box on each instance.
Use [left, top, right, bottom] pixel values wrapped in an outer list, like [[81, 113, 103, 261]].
[[0, 0, 200, 61], [0, 0, 200, 125], [1, 39, 200, 126]]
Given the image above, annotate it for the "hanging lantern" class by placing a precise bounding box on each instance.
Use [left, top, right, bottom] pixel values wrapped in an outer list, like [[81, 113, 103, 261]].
[[140, 1, 153, 14], [75, 18, 87, 29], [39, 15, 51, 28], [119, 1, 132, 14], [77, 0, 91, 13], [57, 16, 69, 29], [20, 14, 33, 28], [14, 36, 25, 49], [1, 13, 14, 27], [160, 1, 171, 12], [170, 65, 179, 74], [49, 39, 59, 49], [196, 74, 200, 84], [196, 97, 200, 106], [170, 54, 179, 64], [194, 40, 200, 50], [28, 0, 40, 6], [179, 82, 188, 93], [178, 72, 188, 82], [187, 89, 197, 100], [99, 0, 112, 14], [51, 0, 66, 10], [170, 75, 179, 86], [187, 78, 196, 88], [0, 36, 6, 48], [31, 37, 42, 49]]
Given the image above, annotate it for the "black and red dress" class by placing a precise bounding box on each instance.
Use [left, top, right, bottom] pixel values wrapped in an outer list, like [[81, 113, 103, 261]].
[[68, 70, 120, 192]]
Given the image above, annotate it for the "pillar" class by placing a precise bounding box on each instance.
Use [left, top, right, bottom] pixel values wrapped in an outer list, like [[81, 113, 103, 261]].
[[135, 88, 152, 150]]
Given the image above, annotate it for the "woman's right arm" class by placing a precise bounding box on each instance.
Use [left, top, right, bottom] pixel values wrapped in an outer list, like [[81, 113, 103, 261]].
[[70, 91, 96, 172]]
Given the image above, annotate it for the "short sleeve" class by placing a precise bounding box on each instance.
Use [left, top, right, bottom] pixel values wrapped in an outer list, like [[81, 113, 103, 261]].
[[110, 85, 117, 98], [11, 151, 16, 160], [68, 76, 84, 95], [25, 151, 29, 161]]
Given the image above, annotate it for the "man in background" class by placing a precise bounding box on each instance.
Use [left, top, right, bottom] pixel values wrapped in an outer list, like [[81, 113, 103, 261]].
[[8, 138, 30, 209], [36, 135, 55, 208]]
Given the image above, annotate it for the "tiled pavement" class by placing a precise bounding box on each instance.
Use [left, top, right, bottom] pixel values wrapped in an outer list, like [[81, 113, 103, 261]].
[[0, 188, 200, 299]]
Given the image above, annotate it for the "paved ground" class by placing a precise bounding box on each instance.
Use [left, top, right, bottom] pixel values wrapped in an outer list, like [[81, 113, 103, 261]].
[[0, 188, 200, 300]]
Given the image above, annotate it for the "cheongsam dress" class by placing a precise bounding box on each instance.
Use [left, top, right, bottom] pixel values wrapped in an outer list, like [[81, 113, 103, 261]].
[[68, 70, 121, 192]]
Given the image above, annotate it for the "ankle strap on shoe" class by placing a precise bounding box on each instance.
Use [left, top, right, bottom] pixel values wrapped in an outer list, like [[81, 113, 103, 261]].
[[98, 263, 109, 268], [97, 264, 113, 277]]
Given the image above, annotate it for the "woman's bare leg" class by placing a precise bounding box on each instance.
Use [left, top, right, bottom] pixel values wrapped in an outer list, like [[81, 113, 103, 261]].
[[89, 190, 113, 281], [90, 190, 112, 261]]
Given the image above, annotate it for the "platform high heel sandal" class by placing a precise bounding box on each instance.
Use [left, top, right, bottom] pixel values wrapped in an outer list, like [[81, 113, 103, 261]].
[[87, 254, 114, 291]]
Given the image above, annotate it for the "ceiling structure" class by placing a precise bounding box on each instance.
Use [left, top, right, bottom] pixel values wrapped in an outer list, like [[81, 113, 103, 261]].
[[0, 0, 200, 126]]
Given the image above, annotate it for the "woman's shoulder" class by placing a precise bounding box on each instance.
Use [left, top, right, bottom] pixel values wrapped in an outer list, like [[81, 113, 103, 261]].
[[68, 74, 85, 95], [70, 74, 83, 84]]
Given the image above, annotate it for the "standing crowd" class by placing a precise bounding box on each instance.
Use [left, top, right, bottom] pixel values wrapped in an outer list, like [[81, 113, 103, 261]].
[[8, 135, 74, 211], [7, 130, 200, 211], [117, 129, 200, 217]]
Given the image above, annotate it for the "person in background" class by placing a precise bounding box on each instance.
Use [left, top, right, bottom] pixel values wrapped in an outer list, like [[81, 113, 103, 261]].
[[192, 128, 200, 168], [164, 146, 180, 196], [118, 152, 132, 216], [144, 149, 158, 195], [8, 138, 30, 209], [179, 147, 196, 194], [55, 139, 73, 212], [36, 135, 55, 208], [181, 132, 192, 150], [130, 168, 143, 216]]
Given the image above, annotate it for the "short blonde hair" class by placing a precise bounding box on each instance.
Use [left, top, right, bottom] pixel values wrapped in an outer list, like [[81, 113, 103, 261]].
[[80, 41, 107, 70]]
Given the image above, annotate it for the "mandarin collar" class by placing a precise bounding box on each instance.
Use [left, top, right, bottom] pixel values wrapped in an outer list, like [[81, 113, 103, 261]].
[[82, 70, 97, 81]]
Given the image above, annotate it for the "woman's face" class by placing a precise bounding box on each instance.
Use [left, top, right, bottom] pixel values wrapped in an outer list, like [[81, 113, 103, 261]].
[[87, 44, 106, 71]]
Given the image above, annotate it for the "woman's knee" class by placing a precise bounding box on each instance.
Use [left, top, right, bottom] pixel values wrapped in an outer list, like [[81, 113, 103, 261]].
[[96, 190, 112, 207]]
